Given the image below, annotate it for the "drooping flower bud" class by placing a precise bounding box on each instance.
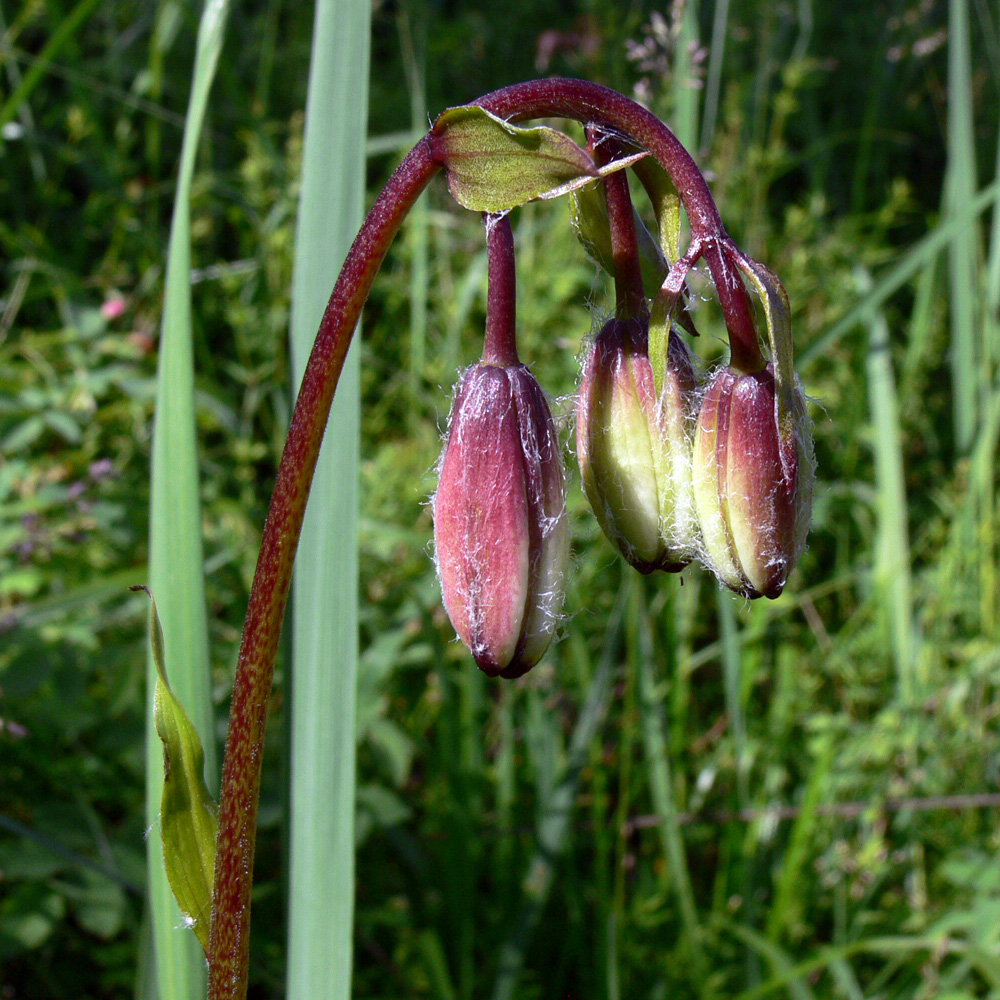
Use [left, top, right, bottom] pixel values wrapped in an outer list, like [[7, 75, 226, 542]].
[[692, 364, 814, 599], [577, 317, 699, 574], [433, 362, 569, 678]]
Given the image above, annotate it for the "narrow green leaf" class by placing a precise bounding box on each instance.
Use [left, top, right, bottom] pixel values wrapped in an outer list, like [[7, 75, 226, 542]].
[[765, 738, 834, 942], [398, 2, 430, 413], [631, 155, 682, 265], [857, 267, 917, 699], [431, 105, 605, 212], [631, 155, 697, 395], [134, 587, 218, 954], [146, 0, 230, 993], [946, 0, 980, 453], [670, 0, 701, 151], [633, 579, 706, 977], [700, 0, 731, 152], [724, 921, 816, 1000], [648, 282, 682, 398], [988, 122, 1000, 314], [729, 250, 795, 416], [285, 0, 370, 997], [800, 180, 1000, 368]]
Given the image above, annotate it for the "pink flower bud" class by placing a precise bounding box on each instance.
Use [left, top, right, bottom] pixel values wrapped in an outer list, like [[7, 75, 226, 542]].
[[576, 317, 699, 573], [693, 364, 814, 598], [433, 363, 569, 678]]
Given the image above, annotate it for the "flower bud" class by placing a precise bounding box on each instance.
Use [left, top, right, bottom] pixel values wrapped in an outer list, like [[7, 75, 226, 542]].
[[433, 362, 569, 678], [692, 364, 814, 599], [577, 317, 699, 573]]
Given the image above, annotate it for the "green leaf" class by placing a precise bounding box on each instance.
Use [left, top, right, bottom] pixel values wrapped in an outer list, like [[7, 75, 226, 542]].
[[648, 283, 682, 398], [144, 0, 228, 991], [285, 0, 370, 996], [568, 182, 668, 297], [135, 586, 218, 955], [728, 249, 795, 416], [631, 155, 682, 265], [431, 105, 610, 212]]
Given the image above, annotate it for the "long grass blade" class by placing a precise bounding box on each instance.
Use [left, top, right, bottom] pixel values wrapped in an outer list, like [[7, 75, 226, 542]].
[[398, 2, 430, 415], [146, 0, 230, 996], [765, 737, 833, 942], [285, 0, 371, 996], [0, 0, 102, 131], [988, 124, 1000, 314], [945, 0, 980, 452], [671, 0, 701, 152], [699, 0, 729, 154], [857, 268, 916, 699], [717, 591, 747, 806]]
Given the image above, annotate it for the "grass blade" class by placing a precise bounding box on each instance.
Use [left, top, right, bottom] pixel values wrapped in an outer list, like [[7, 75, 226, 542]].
[[765, 737, 833, 942], [858, 267, 916, 699], [988, 122, 1000, 314], [285, 0, 371, 997], [699, 0, 729, 154], [146, 0, 230, 995], [671, 0, 701, 152], [398, 3, 430, 415], [945, 0, 980, 452]]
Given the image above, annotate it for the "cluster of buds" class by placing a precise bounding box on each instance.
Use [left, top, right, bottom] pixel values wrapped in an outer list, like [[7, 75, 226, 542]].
[[430, 102, 814, 677], [576, 314, 813, 603]]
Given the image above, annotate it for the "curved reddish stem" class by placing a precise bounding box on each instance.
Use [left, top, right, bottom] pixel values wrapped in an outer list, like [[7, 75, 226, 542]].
[[475, 79, 723, 237], [207, 136, 439, 1000], [588, 127, 646, 321]]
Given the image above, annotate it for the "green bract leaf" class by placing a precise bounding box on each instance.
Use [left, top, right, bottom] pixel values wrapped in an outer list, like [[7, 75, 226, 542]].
[[648, 288, 675, 398], [431, 105, 640, 212], [568, 182, 668, 298], [134, 586, 218, 954], [729, 251, 795, 418], [632, 156, 682, 265]]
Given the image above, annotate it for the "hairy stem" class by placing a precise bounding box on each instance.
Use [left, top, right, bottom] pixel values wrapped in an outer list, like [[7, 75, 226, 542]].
[[589, 127, 646, 321], [482, 213, 519, 367], [207, 135, 439, 1000]]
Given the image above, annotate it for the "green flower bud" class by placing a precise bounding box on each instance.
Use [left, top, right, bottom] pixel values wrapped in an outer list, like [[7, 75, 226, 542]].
[[577, 317, 699, 573], [693, 364, 814, 599], [434, 362, 569, 678]]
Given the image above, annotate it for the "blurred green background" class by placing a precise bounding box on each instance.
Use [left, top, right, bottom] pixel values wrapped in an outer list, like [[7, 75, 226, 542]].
[[2, 0, 1000, 997]]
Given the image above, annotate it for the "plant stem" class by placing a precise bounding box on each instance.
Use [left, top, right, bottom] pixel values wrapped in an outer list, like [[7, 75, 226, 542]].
[[589, 128, 646, 321], [207, 135, 439, 1000], [481, 213, 519, 367]]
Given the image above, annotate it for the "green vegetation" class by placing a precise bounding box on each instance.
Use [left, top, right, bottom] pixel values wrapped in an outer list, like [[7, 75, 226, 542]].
[[2, 1, 999, 997]]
